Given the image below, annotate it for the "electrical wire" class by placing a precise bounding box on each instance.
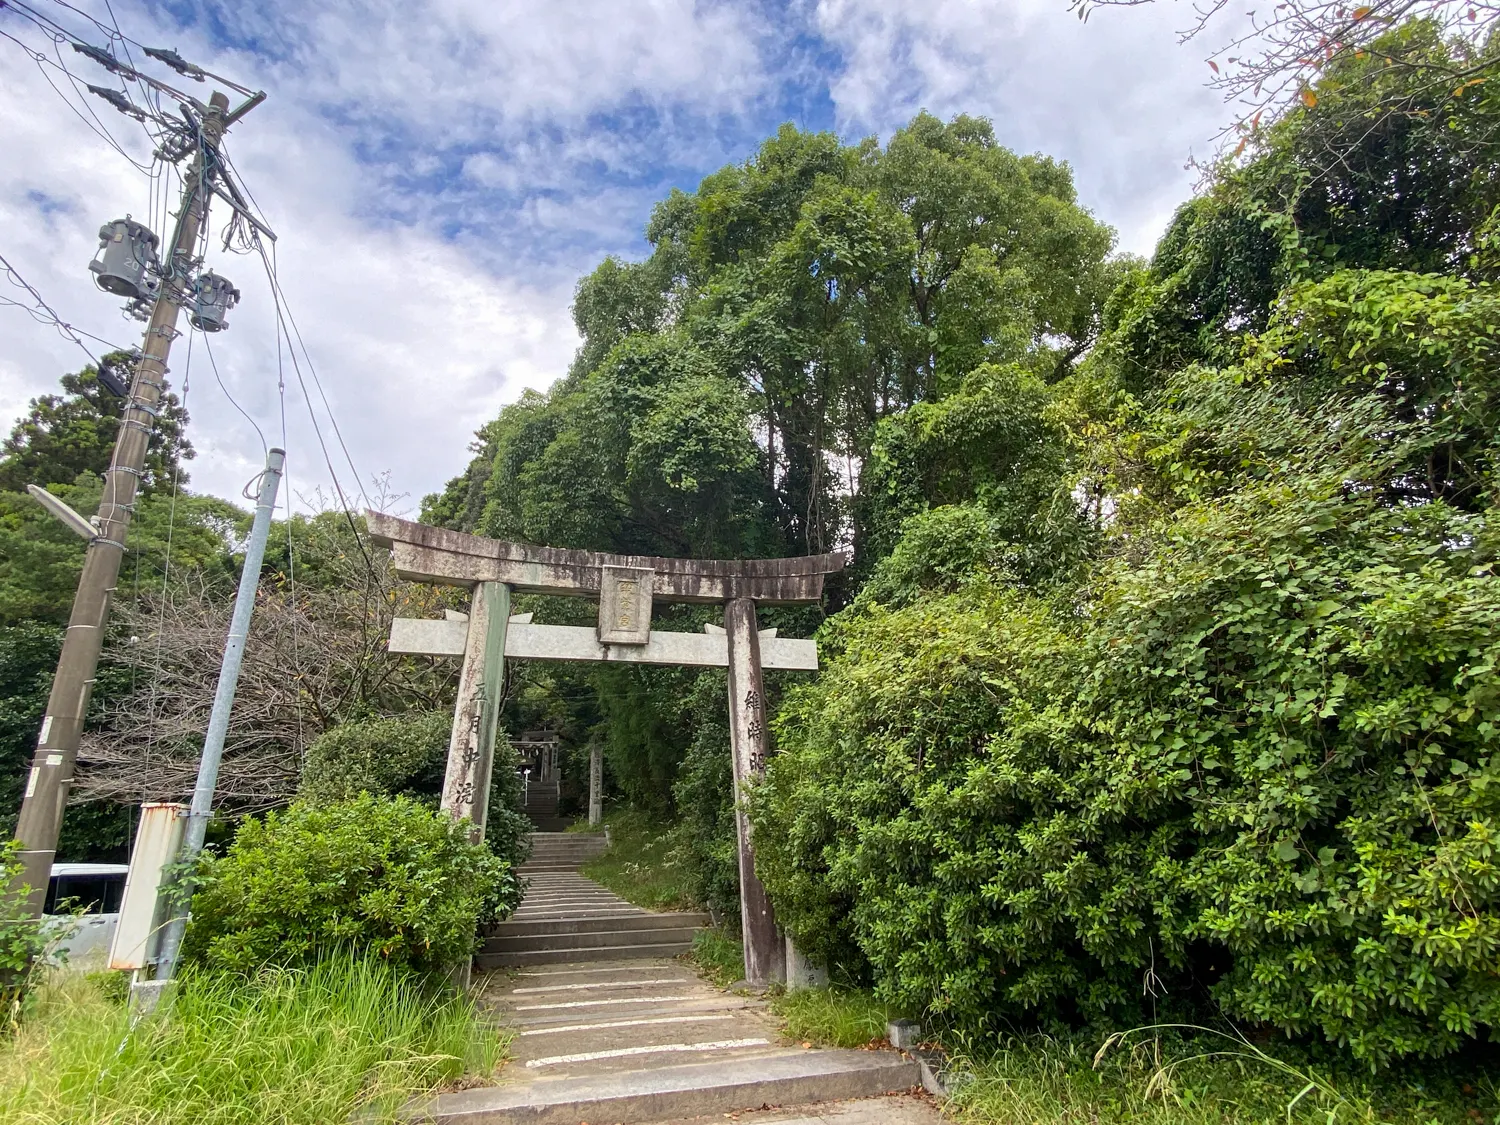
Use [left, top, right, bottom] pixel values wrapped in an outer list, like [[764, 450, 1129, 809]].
[[274, 290, 307, 759], [201, 331, 267, 460], [258, 241, 372, 510], [0, 27, 156, 172], [38, 0, 256, 96], [254, 238, 378, 534], [0, 249, 131, 362]]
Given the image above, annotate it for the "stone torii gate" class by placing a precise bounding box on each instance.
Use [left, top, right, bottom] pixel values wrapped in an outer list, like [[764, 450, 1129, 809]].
[[367, 512, 843, 986]]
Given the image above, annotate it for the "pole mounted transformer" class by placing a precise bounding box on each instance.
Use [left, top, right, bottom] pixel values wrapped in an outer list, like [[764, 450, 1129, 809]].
[[188, 271, 239, 332], [88, 218, 161, 301]]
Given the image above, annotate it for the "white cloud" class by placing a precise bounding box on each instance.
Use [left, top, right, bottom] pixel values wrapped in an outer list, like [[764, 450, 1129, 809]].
[[815, 0, 1229, 254], [1, 0, 1239, 519]]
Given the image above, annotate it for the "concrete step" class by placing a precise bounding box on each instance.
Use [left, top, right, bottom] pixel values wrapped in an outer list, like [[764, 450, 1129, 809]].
[[477, 941, 694, 967], [409, 1047, 920, 1123], [484, 927, 701, 954], [490, 913, 708, 939]]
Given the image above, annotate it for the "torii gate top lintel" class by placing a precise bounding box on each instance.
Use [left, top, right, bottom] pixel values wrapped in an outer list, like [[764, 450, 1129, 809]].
[[366, 511, 845, 605]]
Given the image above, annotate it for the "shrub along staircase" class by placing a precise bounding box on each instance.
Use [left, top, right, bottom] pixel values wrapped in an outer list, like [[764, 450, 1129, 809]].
[[428, 831, 927, 1124]]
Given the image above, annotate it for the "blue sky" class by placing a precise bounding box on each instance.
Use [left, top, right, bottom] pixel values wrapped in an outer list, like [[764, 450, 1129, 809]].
[[1, 0, 1227, 512]]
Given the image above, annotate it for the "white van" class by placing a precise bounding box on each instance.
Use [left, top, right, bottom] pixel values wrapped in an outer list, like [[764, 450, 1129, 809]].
[[43, 863, 129, 968]]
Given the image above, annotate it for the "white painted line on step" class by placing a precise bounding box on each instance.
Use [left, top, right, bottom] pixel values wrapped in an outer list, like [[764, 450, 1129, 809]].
[[514, 994, 702, 1011], [516, 965, 681, 977], [512, 979, 682, 994], [525, 1038, 771, 1068], [519, 1014, 735, 1037]]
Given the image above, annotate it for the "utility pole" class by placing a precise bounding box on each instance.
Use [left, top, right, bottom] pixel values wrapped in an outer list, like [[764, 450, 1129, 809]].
[[150, 447, 283, 988], [11, 90, 238, 916]]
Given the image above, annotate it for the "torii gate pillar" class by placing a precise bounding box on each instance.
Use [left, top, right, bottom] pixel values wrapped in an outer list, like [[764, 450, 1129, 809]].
[[441, 582, 509, 841], [724, 596, 784, 985]]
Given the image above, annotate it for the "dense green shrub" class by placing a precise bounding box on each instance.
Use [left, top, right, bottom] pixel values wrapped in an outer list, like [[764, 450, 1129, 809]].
[[185, 794, 520, 974], [669, 672, 741, 925], [0, 840, 50, 1027], [754, 268, 1500, 1064], [758, 487, 1500, 1061], [298, 712, 451, 804], [298, 711, 531, 869]]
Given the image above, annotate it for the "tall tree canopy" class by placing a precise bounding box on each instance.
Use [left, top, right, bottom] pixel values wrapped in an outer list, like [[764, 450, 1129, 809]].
[[427, 112, 1116, 568]]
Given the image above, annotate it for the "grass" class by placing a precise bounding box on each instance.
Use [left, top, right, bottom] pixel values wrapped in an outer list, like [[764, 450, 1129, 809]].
[[944, 1026, 1500, 1125], [579, 809, 694, 910], [762, 986, 1498, 1124], [0, 956, 506, 1125], [771, 986, 894, 1049], [686, 927, 744, 987]]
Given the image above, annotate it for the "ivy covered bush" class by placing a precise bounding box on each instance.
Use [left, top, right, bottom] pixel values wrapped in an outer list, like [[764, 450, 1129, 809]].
[[185, 794, 521, 974]]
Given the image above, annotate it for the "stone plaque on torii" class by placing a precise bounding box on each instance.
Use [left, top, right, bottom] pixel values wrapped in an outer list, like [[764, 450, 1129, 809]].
[[367, 511, 843, 986]]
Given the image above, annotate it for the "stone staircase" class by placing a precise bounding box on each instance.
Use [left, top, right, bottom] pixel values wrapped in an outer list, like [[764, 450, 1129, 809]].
[[416, 958, 924, 1123], [521, 779, 570, 832], [421, 832, 931, 1123], [479, 832, 708, 967]]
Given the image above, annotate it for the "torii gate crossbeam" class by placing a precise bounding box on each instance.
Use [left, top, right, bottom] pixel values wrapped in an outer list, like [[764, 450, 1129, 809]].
[[367, 512, 843, 987]]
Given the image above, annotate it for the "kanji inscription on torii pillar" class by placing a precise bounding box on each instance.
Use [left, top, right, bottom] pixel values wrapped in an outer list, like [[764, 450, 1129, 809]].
[[367, 511, 844, 988]]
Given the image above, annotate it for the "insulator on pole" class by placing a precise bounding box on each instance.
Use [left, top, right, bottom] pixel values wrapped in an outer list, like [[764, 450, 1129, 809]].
[[143, 46, 207, 82], [85, 84, 149, 121]]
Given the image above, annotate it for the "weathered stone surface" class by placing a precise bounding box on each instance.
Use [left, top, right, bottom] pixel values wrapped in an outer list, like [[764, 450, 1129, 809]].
[[599, 565, 654, 644], [726, 597, 784, 988], [389, 619, 818, 670], [440, 582, 508, 842], [366, 511, 845, 605]]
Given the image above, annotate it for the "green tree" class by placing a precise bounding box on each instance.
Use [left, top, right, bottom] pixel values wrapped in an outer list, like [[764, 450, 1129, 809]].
[[0, 355, 192, 494]]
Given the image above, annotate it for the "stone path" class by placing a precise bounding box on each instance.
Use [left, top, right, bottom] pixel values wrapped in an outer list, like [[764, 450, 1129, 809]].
[[478, 833, 709, 967], [646, 1094, 947, 1124], [420, 831, 934, 1123], [485, 957, 787, 1078]]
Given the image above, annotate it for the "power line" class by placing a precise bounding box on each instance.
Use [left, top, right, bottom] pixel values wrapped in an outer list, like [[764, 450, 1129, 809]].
[[259, 241, 371, 508], [0, 27, 156, 172], [253, 238, 381, 587], [0, 249, 131, 362], [201, 331, 267, 460]]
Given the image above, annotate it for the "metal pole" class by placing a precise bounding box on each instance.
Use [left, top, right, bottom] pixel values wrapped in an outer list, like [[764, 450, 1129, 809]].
[[152, 447, 284, 982], [11, 91, 239, 915]]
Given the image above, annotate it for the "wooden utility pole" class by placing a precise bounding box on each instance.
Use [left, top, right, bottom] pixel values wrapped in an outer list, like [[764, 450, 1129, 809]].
[[11, 91, 235, 915]]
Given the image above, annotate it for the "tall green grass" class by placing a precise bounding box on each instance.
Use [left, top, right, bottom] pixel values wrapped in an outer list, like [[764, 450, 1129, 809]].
[[942, 1026, 1497, 1125], [771, 986, 893, 1049], [687, 927, 743, 987], [0, 957, 504, 1125]]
